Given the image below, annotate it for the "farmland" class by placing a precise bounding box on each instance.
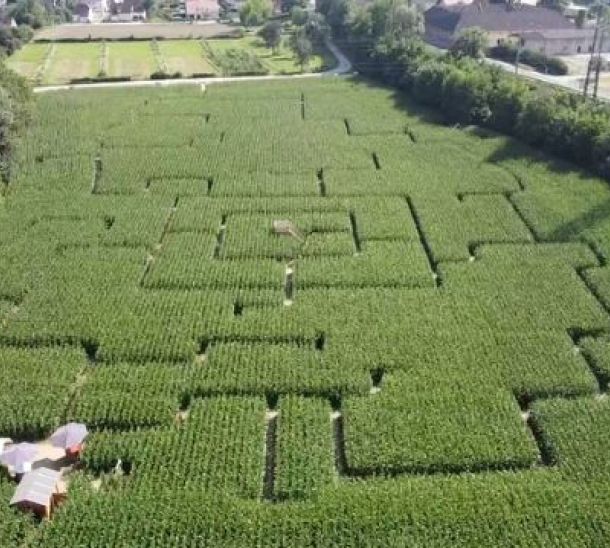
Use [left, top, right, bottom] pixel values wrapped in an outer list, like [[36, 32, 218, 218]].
[[1, 77, 610, 544], [7, 37, 334, 85]]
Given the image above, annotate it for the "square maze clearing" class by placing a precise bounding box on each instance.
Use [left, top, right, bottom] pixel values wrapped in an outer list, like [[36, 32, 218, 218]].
[[1, 79, 610, 546]]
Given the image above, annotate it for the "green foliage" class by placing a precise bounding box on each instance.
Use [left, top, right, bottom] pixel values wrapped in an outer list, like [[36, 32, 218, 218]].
[[275, 396, 335, 500], [489, 43, 569, 76], [290, 28, 313, 68], [291, 6, 308, 26], [259, 20, 282, 53], [450, 27, 488, 60], [344, 371, 539, 474], [239, 0, 272, 27]]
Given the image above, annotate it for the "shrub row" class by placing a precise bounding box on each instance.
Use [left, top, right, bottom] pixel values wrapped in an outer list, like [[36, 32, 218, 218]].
[[489, 44, 568, 76]]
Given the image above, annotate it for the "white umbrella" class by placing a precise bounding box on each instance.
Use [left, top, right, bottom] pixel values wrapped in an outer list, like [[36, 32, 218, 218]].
[[50, 423, 88, 449], [0, 443, 38, 472]]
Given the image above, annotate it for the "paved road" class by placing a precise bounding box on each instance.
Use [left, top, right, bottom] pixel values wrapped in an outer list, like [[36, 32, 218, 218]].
[[486, 57, 610, 102], [34, 40, 353, 94]]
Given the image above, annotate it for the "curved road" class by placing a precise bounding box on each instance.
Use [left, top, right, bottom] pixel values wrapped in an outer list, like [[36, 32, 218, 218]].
[[33, 40, 353, 94]]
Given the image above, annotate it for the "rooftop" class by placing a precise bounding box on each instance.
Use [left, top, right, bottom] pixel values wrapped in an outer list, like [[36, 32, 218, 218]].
[[425, 3, 576, 34], [10, 468, 61, 507]]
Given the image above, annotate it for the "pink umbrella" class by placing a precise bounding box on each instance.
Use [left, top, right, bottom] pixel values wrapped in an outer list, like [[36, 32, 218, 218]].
[[0, 443, 38, 471], [50, 423, 88, 449]]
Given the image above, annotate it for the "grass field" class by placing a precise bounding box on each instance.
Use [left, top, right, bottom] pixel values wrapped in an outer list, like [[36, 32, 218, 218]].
[[9, 36, 334, 84], [106, 42, 157, 80], [41, 42, 101, 84], [157, 39, 216, 75], [1, 78, 610, 545], [4, 43, 50, 81]]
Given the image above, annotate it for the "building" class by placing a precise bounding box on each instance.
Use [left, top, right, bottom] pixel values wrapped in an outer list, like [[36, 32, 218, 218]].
[[519, 28, 597, 55], [424, 1, 607, 55], [10, 468, 66, 520], [109, 0, 147, 21], [185, 0, 219, 20], [72, 0, 109, 22]]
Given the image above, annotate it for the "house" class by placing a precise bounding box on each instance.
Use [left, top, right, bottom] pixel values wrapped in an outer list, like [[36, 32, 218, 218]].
[[10, 468, 66, 520], [519, 28, 597, 55], [73, 2, 92, 22], [109, 0, 147, 21], [185, 0, 219, 20], [72, 0, 109, 22], [424, 1, 606, 55]]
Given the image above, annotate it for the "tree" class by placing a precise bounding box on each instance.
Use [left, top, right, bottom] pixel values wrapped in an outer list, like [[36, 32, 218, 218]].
[[304, 12, 329, 44], [259, 21, 282, 54], [575, 9, 586, 29], [282, 0, 307, 13], [450, 27, 488, 59], [369, 0, 422, 41], [318, 0, 350, 34], [239, 0, 272, 28], [9, 0, 49, 29], [291, 6, 308, 26], [291, 29, 312, 69]]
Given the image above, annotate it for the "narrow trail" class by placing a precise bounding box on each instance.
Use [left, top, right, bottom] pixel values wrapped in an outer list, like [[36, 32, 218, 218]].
[[33, 40, 353, 94]]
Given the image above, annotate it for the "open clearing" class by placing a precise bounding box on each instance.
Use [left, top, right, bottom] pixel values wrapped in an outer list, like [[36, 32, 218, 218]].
[[1, 78, 610, 545]]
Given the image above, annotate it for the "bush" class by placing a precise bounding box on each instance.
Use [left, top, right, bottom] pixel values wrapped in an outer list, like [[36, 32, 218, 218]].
[[69, 76, 131, 84], [489, 44, 568, 76], [150, 71, 183, 80]]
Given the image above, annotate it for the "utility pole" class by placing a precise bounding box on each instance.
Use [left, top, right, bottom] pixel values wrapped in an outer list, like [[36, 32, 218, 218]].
[[584, 21, 600, 98], [593, 29, 605, 99]]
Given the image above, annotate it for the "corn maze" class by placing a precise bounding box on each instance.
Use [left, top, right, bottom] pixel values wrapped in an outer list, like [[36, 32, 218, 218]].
[[1, 78, 610, 545]]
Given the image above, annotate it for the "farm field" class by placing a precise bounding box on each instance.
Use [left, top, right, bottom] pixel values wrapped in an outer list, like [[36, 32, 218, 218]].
[[8, 37, 334, 84], [1, 78, 610, 544]]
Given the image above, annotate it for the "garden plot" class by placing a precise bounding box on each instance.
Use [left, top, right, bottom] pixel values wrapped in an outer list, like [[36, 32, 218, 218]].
[[43, 43, 99, 84], [106, 42, 157, 80], [157, 40, 216, 76]]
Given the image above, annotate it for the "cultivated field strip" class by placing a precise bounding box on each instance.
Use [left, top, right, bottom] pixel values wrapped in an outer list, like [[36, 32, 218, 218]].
[[1, 78, 610, 545]]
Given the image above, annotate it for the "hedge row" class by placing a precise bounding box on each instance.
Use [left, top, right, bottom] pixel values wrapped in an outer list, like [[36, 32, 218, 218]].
[[489, 44, 569, 76]]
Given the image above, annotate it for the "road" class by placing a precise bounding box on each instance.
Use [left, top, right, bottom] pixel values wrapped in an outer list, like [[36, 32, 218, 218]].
[[486, 57, 610, 102], [33, 40, 353, 94]]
